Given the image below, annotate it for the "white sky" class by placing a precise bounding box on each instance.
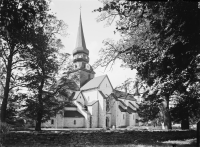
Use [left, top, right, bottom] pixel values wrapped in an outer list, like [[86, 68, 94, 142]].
[[50, 0, 137, 88]]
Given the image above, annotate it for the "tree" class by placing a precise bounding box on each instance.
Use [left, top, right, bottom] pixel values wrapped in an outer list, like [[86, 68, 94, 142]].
[[0, 0, 51, 122], [19, 11, 68, 130], [93, 0, 200, 129]]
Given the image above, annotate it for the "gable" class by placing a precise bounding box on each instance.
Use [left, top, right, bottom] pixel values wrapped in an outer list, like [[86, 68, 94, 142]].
[[74, 91, 86, 105], [99, 76, 113, 96]]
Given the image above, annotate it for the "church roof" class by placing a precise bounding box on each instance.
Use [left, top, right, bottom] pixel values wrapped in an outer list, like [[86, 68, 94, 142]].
[[65, 102, 77, 107], [73, 13, 89, 55], [73, 91, 81, 100], [113, 89, 136, 101], [118, 105, 126, 112], [81, 75, 107, 91], [64, 110, 84, 118], [129, 102, 138, 109], [127, 106, 136, 114], [118, 100, 127, 107]]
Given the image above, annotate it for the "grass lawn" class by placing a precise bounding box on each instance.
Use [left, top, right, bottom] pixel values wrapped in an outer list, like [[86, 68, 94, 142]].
[[1, 138, 196, 147], [85, 139, 196, 147], [1, 128, 197, 147]]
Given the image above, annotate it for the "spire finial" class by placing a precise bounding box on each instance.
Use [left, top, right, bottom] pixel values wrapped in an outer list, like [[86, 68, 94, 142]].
[[79, 4, 82, 13]]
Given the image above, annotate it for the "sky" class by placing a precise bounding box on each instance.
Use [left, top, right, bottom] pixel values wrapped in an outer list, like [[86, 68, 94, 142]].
[[50, 0, 137, 88]]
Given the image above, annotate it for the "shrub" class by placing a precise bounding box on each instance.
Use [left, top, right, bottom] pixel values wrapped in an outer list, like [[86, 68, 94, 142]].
[[0, 122, 10, 134]]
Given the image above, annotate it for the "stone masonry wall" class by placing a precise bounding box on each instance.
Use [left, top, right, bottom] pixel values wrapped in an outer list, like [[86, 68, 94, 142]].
[[1, 130, 196, 146]]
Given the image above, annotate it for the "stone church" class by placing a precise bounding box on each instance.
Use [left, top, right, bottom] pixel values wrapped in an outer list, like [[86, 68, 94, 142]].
[[42, 13, 139, 129]]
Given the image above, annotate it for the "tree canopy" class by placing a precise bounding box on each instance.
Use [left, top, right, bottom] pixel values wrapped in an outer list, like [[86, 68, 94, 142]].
[[93, 0, 200, 129]]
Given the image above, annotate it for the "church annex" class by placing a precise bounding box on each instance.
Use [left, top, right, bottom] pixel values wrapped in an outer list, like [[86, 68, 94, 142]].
[[42, 13, 139, 129]]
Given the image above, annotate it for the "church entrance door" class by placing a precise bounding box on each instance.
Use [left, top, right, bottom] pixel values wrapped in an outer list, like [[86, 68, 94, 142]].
[[106, 117, 109, 128]]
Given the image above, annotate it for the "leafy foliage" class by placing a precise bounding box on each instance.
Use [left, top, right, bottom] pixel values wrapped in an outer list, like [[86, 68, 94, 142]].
[[0, 0, 52, 122], [93, 0, 200, 129]]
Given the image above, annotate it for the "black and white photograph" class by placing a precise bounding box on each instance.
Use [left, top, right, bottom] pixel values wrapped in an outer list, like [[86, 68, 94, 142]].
[[0, 0, 199, 146]]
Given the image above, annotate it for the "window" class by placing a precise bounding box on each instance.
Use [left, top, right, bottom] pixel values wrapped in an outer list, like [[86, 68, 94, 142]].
[[123, 114, 125, 119], [82, 63, 86, 68], [74, 120, 76, 125], [51, 119, 54, 124], [133, 114, 134, 120]]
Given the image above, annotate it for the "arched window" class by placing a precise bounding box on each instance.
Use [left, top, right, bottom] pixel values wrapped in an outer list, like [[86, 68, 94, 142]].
[[74, 120, 76, 125], [51, 119, 54, 124]]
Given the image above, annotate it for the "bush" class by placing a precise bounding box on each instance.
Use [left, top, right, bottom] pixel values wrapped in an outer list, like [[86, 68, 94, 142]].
[[0, 122, 10, 134]]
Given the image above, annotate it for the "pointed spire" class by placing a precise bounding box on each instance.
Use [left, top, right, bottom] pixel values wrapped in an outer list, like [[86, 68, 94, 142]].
[[73, 12, 89, 55]]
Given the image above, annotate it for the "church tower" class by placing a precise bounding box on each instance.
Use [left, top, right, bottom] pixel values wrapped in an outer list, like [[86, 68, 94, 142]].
[[72, 13, 95, 88]]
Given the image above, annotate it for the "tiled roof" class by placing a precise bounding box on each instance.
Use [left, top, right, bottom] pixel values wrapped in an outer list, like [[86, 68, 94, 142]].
[[129, 102, 138, 109], [113, 89, 126, 97], [64, 110, 84, 118], [118, 100, 127, 107], [65, 102, 77, 107], [81, 75, 107, 90], [127, 106, 136, 114], [113, 89, 136, 101], [118, 105, 126, 112]]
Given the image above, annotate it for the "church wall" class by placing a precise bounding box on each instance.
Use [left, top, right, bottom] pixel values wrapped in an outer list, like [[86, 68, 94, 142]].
[[82, 89, 98, 103], [126, 112, 130, 126], [120, 112, 126, 127], [130, 113, 136, 126], [116, 101, 126, 127], [118, 98, 138, 127], [74, 101, 89, 128], [106, 113, 111, 128], [88, 102, 99, 128], [41, 119, 54, 128], [56, 114, 65, 128], [99, 77, 113, 96], [64, 117, 84, 128], [76, 93, 85, 105], [110, 98, 117, 127], [64, 107, 77, 111], [42, 114, 64, 128], [97, 91, 106, 128]]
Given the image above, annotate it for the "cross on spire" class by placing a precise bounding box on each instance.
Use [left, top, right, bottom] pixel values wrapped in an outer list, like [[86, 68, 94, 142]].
[[79, 4, 82, 12]]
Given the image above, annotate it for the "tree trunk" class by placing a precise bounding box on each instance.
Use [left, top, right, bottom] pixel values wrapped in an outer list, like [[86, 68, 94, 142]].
[[1, 48, 14, 122], [35, 79, 44, 131], [35, 111, 43, 131], [181, 110, 189, 130], [161, 95, 172, 130]]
